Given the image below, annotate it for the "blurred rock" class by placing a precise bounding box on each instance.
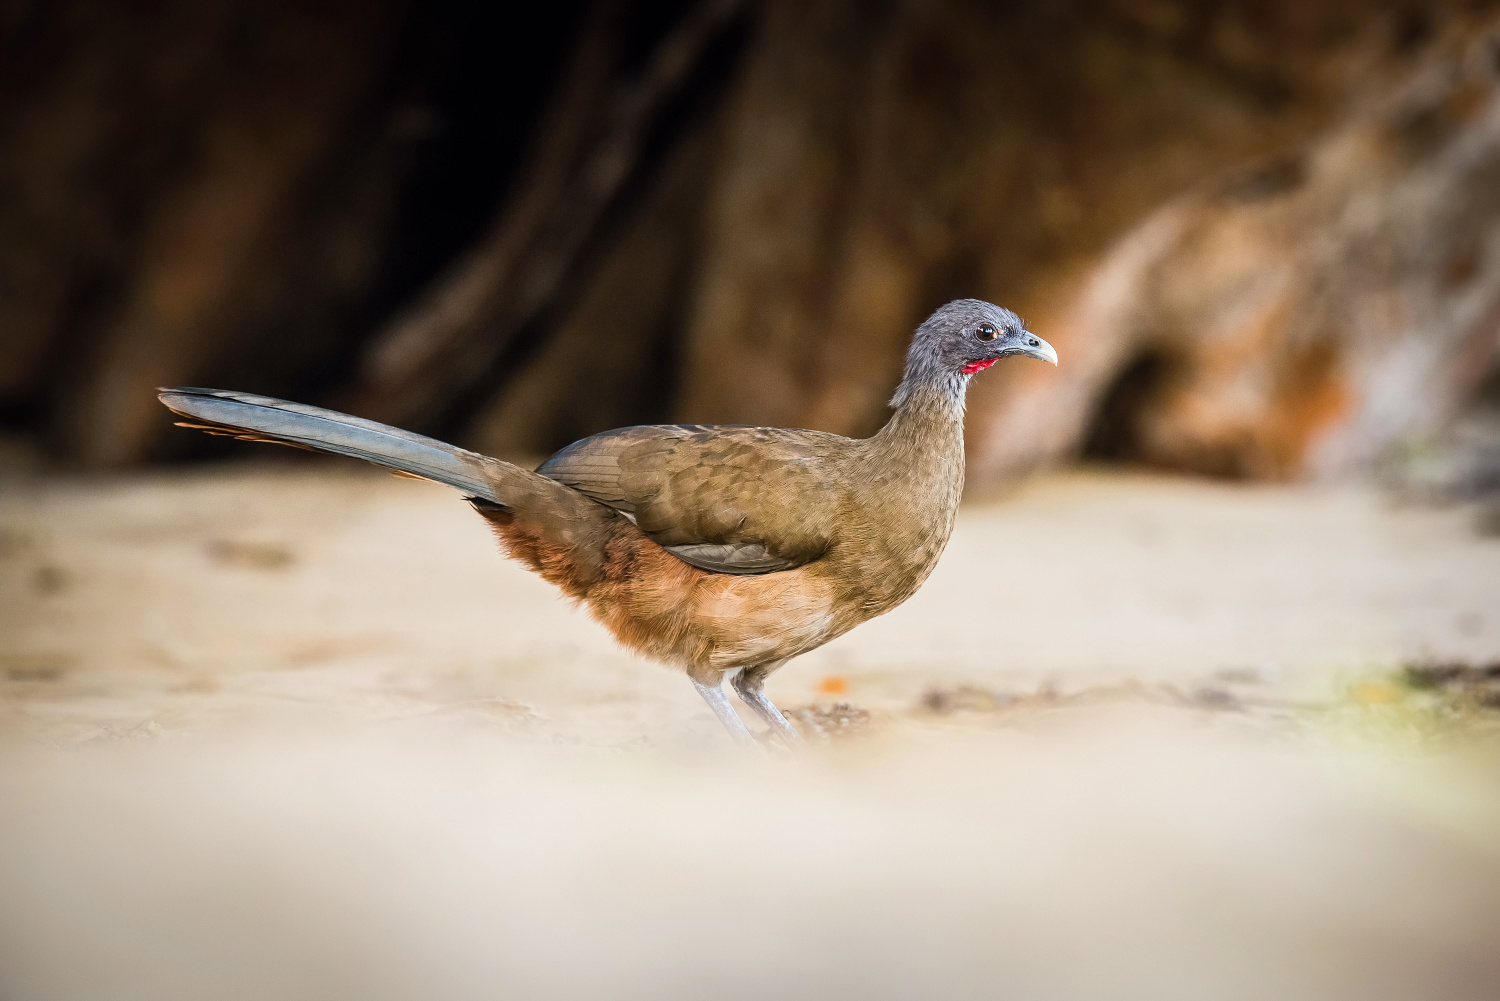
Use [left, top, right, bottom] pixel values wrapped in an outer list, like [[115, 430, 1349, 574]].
[[989, 16, 1500, 481]]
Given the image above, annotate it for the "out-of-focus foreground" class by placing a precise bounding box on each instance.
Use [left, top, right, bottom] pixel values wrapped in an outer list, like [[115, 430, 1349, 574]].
[[2, 465, 1498, 999]]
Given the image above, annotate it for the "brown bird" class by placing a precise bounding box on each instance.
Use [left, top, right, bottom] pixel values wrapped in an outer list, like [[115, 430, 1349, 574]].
[[159, 299, 1056, 747]]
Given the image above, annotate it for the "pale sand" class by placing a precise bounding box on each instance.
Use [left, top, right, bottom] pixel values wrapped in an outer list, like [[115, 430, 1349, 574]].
[[1, 464, 1498, 999]]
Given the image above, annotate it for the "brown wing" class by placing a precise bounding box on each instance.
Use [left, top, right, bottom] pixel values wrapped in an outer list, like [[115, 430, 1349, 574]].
[[536, 424, 849, 574]]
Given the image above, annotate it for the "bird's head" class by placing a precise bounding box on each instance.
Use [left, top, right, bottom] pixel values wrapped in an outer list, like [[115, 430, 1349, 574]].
[[912, 299, 1058, 378], [891, 299, 1057, 409]]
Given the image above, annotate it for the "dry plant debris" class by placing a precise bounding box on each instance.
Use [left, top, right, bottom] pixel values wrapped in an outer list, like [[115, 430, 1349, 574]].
[[205, 539, 295, 570], [917, 679, 1251, 717], [1401, 660, 1500, 709], [784, 703, 874, 742]]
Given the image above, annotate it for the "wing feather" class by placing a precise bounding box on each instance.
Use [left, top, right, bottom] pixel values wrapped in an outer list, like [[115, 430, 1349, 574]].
[[537, 424, 847, 575]]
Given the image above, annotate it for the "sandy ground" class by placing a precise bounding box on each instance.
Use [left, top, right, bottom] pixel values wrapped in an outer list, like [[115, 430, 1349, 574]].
[[2, 463, 1499, 999]]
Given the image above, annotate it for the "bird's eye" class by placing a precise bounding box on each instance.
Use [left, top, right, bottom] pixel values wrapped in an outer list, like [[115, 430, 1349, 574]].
[[976, 323, 998, 341]]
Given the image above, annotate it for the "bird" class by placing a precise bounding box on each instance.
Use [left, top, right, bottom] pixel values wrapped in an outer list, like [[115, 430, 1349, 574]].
[[159, 299, 1057, 747]]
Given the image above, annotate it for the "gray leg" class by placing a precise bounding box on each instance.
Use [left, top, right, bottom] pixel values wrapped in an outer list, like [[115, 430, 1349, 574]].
[[690, 677, 759, 749], [732, 662, 803, 746]]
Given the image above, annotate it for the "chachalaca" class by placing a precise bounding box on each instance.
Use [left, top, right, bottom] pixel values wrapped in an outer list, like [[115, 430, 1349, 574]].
[[159, 299, 1056, 747]]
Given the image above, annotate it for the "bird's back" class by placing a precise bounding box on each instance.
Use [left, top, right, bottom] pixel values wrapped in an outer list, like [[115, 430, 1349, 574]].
[[537, 423, 858, 575]]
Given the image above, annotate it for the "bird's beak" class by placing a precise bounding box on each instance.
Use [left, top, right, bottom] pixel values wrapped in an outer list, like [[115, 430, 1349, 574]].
[[1020, 333, 1058, 366]]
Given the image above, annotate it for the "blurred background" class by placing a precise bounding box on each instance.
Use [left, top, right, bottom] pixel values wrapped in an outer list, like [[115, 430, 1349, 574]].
[[2, 0, 1499, 490], [4, 3, 1500, 999]]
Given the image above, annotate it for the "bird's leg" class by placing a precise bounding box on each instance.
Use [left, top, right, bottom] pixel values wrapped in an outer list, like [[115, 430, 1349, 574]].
[[687, 668, 759, 749], [732, 661, 803, 746]]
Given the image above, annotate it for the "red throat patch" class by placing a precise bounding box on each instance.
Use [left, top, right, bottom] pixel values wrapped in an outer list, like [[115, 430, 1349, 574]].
[[961, 358, 998, 375]]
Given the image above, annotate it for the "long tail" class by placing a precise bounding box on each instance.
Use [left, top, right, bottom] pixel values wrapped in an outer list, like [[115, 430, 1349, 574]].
[[159, 387, 512, 502], [161, 387, 642, 597], [158, 385, 615, 548]]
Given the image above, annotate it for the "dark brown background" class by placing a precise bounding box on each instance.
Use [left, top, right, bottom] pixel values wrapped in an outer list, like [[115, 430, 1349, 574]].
[[4, 0, 1499, 487]]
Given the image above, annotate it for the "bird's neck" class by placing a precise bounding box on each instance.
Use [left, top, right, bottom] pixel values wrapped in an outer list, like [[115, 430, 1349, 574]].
[[873, 365, 968, 467]]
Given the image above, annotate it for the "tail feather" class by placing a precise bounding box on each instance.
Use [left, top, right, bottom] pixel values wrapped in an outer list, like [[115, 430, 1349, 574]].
[[159, 387, 627, 591], [159, 387, 505, 503]]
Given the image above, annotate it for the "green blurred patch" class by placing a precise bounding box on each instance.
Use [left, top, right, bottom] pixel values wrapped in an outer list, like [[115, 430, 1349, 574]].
[[1321, 660, 1500, 751]]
